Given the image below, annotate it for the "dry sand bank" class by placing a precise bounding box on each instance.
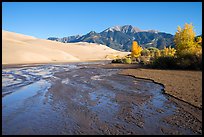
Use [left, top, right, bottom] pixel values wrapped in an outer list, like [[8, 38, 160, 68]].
[[2, 30, 129, 65]]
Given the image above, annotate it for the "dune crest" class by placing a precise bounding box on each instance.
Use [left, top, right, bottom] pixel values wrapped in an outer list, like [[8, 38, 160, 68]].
[[2, 30, 129, 65]]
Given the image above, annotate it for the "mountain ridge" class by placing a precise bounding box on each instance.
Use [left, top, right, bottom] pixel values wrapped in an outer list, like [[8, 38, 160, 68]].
[[48, 25, 175, 51]]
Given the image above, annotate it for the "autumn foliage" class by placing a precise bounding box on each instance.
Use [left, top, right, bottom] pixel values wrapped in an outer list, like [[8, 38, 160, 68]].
[[160, 46, 176, 57], [112, 23, 201, 69], [152, 23, 202, 70], [174, 23, 202, 56], [131, 41, 143, 58]]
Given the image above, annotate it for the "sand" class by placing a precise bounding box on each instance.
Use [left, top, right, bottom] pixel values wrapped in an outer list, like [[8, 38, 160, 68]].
[[2, 30, 129, 65], [2, 63, 202, 134], [118, 67, 202, 109], [102, 63, 202, 109]]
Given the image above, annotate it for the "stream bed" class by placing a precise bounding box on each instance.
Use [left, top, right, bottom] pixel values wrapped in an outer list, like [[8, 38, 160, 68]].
[[2, 62, 202, 135]]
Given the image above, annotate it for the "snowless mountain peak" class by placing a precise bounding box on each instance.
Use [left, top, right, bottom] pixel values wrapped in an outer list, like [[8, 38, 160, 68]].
[[104, 25, 143, 33], [88, 31, 97, 34], [105, 26, 121, 32], [121, 25, 142, 33], [47, 25, 173, 52]]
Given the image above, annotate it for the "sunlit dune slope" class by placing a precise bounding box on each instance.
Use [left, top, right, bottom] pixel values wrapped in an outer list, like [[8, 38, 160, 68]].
[[2, 30, 129, 65]]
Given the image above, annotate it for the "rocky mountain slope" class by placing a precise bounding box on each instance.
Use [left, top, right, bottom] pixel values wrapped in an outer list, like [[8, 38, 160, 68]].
[[48, 25, 175, 51]]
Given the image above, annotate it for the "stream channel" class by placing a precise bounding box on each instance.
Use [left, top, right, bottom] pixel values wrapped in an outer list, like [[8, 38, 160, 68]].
[[2, 62, 202, 135]]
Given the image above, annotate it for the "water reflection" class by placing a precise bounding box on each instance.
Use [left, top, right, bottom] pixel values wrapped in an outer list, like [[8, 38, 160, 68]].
[[2, 63, 200, 135], [2, 64, 81, 96]]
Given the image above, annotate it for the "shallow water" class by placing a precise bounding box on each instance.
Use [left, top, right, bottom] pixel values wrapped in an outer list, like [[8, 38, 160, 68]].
[[2, 64, 81, 96], [2, 63, 202, 135]]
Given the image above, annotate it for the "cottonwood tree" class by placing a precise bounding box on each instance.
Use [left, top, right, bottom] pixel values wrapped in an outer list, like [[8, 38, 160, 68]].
[[174, 23, 202, 56], [131, 41, 143, 58], [160, 46, 176, 57]]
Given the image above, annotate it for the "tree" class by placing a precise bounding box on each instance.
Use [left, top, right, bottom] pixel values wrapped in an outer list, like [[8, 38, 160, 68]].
[[147, 47, 159, 57], [160, 46, 176, 57], [154, 50, 161, 58], [174, 23, 201, 56], [195, 36, 202, 47], [131, 41, 143, 58], [141, 48, 150, 56]]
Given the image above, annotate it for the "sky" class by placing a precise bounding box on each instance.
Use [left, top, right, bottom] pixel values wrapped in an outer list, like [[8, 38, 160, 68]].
[[2, 2, 202, 39]]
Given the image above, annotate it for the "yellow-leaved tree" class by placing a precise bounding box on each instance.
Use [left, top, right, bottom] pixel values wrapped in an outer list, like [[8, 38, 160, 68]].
[[174, 23, 202, 56], [160, 46, 176, 57], [131, 41, 143, 58], [196, 36, 202, 45]]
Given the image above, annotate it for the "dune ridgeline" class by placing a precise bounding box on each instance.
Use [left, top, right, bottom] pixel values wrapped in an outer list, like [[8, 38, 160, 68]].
[[2, 30, 129, 65]]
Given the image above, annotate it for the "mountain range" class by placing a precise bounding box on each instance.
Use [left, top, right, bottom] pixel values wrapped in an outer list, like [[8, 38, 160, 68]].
[[48, 25, 175, 51]]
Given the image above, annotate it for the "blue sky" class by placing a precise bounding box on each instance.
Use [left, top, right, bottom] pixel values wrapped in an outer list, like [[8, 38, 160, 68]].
[[2, 2, 202, 39]]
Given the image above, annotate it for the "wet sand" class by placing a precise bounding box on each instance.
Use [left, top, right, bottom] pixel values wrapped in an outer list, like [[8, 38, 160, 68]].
[[2, 62, 202, 135], [118, 66, 202, 109], [102, 63, 202, 109]]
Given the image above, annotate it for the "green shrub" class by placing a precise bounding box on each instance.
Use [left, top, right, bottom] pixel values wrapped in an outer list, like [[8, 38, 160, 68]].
[[112, 56, 133, 64], [139, 56, 151, 65], [147, 47, 159, 51], [141, 49, 150, 56], [150, 53, 202, 70], [151, 56, 178, 69], [111, 58, 123, 63], [122, 57, 132, 64], [176, 53, 202, 70]]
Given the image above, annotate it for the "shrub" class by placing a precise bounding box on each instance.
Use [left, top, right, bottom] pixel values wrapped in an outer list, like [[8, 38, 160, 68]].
[[111, 58, 123, 63], [139, 56, 151, 65], [141, 49, 150, 56], [176, 53, 202, 70], [112, 57, 132, 64], [147, 47, 160, 51], [150, 53, 202, 70], [122, 57, 132, 64], [151, 56, 177, 69]]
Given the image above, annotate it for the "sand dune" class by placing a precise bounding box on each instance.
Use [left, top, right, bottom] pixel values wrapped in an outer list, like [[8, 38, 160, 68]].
[[2, 30, 129, 65]]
